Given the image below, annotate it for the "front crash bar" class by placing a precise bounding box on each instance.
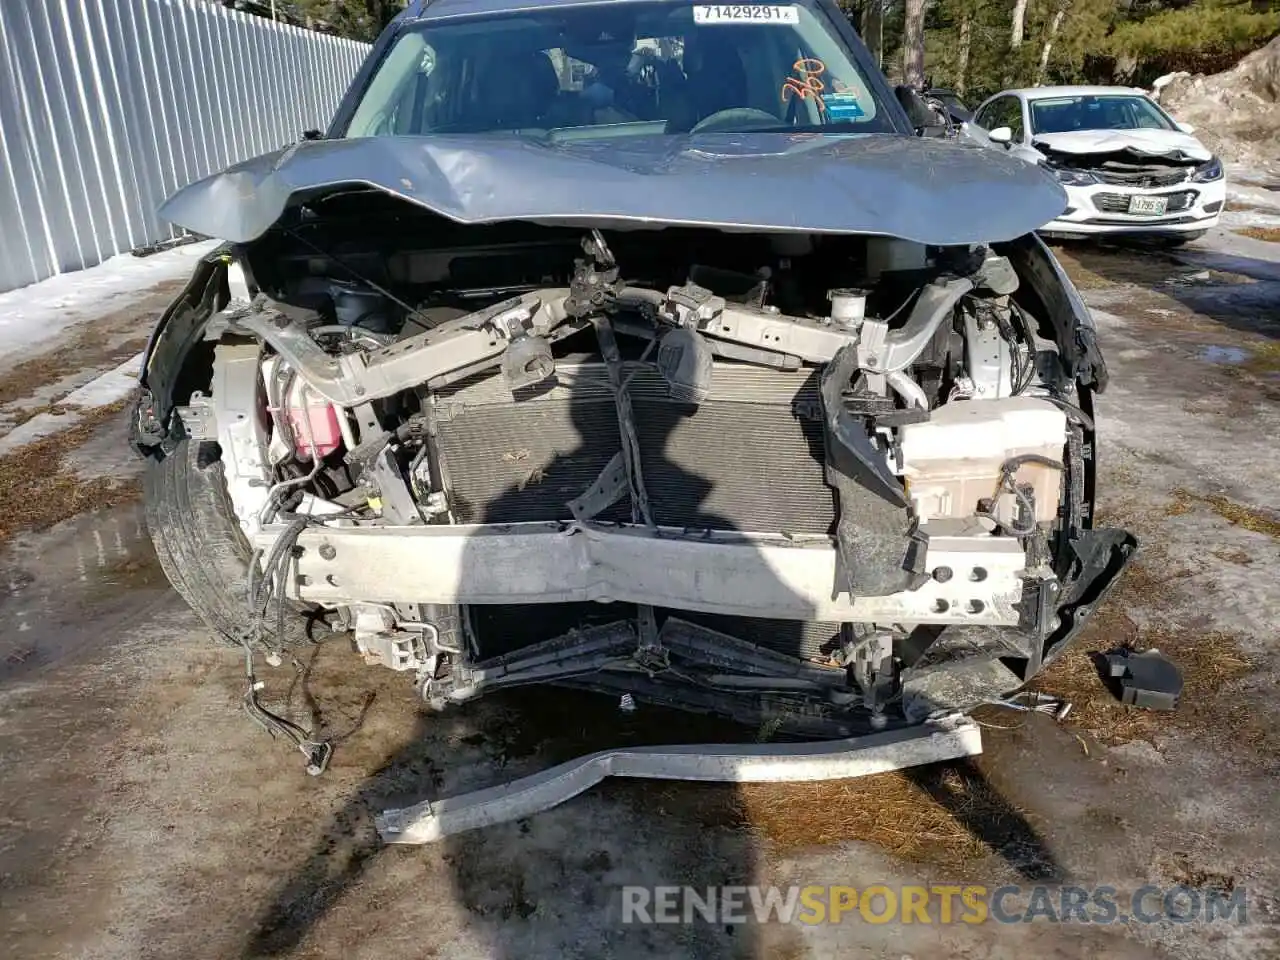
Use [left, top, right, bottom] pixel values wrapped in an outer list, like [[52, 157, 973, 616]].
[[259, 522, 1028, 624], [375, 714, 982, 843]]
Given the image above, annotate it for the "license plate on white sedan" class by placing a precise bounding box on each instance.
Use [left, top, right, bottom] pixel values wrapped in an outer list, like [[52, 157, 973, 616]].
[[1128, 195, 1168, 216]]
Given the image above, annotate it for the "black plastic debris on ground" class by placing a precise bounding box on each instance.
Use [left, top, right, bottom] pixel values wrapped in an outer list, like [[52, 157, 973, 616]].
[[1105, 650, 1183, 711], [130, 233, 207, 258]]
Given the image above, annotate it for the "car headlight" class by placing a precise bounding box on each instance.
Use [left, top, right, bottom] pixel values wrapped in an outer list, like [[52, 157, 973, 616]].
[[1052, 167, 1097, 186], [1191, 155, 1224, 183]]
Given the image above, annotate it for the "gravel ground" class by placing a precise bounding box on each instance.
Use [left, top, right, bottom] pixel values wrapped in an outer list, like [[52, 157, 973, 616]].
[[1, 229, 1279, 960]]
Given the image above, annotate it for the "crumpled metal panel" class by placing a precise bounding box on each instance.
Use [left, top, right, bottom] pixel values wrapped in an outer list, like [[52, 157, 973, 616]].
[[1031, 129, 1211, 162], [159, 132, 1067, 245], [376, 716, 983, 843]]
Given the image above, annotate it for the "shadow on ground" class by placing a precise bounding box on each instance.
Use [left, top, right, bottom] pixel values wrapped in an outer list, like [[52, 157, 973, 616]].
[[237, 677, 1060, 958], [1048, 239, 1280, 341]]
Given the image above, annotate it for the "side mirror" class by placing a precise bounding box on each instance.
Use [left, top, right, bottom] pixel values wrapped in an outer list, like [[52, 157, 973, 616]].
[[1176, 121, 1195, 134], [988, 126, 1014, 146], [302, 129, 324, 141], [894, 84, 935, 129]]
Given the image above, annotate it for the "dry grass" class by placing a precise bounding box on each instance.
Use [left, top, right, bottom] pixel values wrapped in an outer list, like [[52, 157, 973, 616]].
[[1050, 491, 1280, 758], [9, 403, 73, 428], [1033, 622, 1254, 747], [1242, 340, 1280, 377], [1170, 488, 1280, 539], [759, 939, 810, 960], [1211, 546, 1255, 566], [97, 550, 167, 590], [1235, 226, 1280, 243], [737, 768, 1003, 864], [1159, 852, 1237, 895], [0, 277, 179, 408], [0, 334, 150, 409], [1052, 243, 1253, 293], [1225, 200, 1269, 213], [1050, 246, 1116, 290], [626, 761, 1030, 871], [1054, 246, 1175, 289], [1094, 491, 1171, 537], [1030, 541, 1266, 752], [0, 400, 142, 545]]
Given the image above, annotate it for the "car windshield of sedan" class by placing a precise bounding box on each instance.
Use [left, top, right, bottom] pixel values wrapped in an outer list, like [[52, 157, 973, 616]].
[[1029, 95, 1175, 135], [344, 2, 891, 140]]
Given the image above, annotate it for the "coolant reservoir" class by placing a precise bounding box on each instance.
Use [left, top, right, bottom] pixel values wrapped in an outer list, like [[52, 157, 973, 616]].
[[898, 397, 1067, 525], [286, 385, 343, 461]]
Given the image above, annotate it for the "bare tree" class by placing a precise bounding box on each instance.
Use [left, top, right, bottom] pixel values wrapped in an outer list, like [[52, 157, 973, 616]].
[[863, 0, 885, 68], [902, 0, 928, 88], [956, 12, 972, 96], [1036, 3, 1069, 83], [1010, 0, 1030, 46]]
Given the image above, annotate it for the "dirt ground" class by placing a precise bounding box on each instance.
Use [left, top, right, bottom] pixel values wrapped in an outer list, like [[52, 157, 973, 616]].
[[2, 232, 1280, 960]]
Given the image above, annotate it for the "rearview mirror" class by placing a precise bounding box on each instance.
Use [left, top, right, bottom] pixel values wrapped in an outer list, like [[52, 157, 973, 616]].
[[1176, 121, 1195, 134], [988, 126, 1014, 145]]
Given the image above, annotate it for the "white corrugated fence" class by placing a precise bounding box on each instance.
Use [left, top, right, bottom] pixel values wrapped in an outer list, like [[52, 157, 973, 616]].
[[0, 0, 371, 293]]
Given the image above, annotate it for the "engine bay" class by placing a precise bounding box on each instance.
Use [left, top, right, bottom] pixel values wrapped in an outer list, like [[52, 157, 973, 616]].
[[137, 193, 1128, 739], [223, 194, 1084, 553]]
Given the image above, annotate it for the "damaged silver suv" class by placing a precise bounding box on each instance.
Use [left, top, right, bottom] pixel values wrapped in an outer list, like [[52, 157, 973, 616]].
[[134, 0, 1134, 825]]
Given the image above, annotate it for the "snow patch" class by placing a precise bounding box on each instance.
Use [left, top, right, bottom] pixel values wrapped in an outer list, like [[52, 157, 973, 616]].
[[1156, 36, 1280, 168], [1150, 72, 1190, 96], [0, 353, 142, 458], [62, 353, 143, 407], [0, 240, 218, 362]]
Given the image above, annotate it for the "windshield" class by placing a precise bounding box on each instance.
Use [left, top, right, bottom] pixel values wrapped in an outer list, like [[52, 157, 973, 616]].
[[1028, 95, 1175, 135], [344, 2, 891, 140]]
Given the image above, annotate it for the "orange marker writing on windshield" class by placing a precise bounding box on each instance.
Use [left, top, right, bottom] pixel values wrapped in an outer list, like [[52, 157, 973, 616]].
[[781, 58, 827, 113]]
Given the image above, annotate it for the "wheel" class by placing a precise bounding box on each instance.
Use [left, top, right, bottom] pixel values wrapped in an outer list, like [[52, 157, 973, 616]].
[[144, 438, 316, 647]]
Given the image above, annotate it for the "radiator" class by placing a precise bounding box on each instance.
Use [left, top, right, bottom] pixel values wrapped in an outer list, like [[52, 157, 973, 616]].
[[434, 359, 843, 661], [469, 604, 841, 663]]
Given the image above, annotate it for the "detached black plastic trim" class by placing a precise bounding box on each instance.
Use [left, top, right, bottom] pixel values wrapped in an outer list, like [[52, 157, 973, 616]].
[[1042, 527, 1139, 668]]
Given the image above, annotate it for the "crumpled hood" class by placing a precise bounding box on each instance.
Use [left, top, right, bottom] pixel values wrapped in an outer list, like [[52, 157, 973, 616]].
[[159, 132, 1067, 246], [1032, 128, 1211, 162]]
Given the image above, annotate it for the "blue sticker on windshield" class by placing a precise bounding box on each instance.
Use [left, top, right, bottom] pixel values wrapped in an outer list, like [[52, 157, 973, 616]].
[[824, 92, 864, 121]]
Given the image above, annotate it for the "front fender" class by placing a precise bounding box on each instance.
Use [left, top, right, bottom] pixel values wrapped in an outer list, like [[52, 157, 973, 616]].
[[998, 232, 1109, 393], [130, 245, 233, 454]]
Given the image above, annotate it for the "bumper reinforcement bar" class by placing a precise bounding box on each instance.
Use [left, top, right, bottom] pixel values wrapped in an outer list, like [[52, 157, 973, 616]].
[[375, 714, 981, 843], [262, 522, 1027, 624]]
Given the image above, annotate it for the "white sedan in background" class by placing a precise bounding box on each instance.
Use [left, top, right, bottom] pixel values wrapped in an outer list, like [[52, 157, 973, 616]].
[[972, 85, 1226, 242]]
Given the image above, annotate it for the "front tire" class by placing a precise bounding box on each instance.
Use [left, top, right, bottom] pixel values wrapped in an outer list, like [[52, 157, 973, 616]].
[[144, 438, 313, 646]]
